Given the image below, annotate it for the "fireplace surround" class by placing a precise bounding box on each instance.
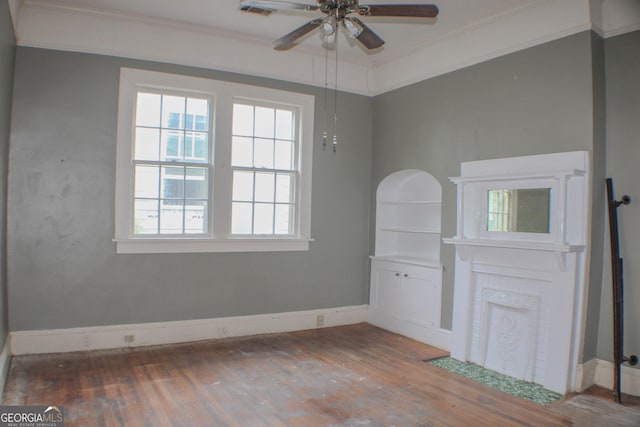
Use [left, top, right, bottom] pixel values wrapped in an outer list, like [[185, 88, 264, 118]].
[[444, 151, 590, 394]]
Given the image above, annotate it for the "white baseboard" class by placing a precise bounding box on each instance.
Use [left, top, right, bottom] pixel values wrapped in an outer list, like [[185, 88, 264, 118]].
[[577, 358, 640, 396], [367, 309, 451, 351], [574, 358, 597, 392], [10, 305, 368, 355], [0, 338, 10, 399], [401, 325, 451, 352], [594, 359, 640, 396]]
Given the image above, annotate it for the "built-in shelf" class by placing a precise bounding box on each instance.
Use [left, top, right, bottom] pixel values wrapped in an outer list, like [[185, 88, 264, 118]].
[[369, 170, 445, 348], [379, 228, 441, 234], [375, 170, 442, 263], [380, 201, 441, 206], [370, 255, 442, 269]]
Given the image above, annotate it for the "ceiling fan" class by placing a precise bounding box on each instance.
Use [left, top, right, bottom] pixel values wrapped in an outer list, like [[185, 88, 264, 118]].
[[239, 0, 439, 51]]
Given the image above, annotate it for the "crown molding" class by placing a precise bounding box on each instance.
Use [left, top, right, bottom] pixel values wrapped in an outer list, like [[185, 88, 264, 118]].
[[13, 0, 640, 97], [15, 0, 374, 95], [600, 0, 640, 38], [371, 0, 594, 95]]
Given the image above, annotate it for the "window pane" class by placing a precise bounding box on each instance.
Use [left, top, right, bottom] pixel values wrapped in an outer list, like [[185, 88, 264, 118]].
[[136, 92, 161, 127], [233, 171, 254, 202], [160, 202, 184, 234], [186, 98, 209, 131], [275, 109, 294, 140], [134, 128, 160, 161], [254, 138, 274, 169], [255, 172, 275, 203], [134, 199, 159, 234], [134, 165, 160, 199], [233, 104, 254, 136], [275, 204, 293, 235], [162, 95, 186, 129], [255, 106, 275, 138], [275, 174, 293, 203], [254, 203, 274, 234], [161, 166, 184, 200], [185, 200, 207, 234], [161, 130, 184, 161], [232, 202, 252, 234], [232, 136, 253, 167], [185, 167, 208, 199], [274, 140, 293, 170], [185, 132, 208, 163]]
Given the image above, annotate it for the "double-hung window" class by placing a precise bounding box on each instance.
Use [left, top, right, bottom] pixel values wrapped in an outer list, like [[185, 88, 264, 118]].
[[133, 92, 211, 235], [231, 102, 297, 236], [115, 68, 314, 253]]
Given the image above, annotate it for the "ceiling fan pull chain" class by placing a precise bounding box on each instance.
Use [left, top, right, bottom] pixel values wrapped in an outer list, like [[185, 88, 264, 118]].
[[322, 42, 329, 151], [332, 32, 339, 153]]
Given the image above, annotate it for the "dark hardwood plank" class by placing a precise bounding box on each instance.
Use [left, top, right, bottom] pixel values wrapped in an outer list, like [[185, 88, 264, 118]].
[[549, 385, 640, 426], [583, 385, 640, 407], [2, 323, 616, 426]]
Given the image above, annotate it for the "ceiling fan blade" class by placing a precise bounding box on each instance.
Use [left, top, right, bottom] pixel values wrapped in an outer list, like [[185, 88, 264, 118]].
[[273, 18, 323, 50], [240, 0, 319, 15], [349, 17, 385, 49], [358, 4, 439, 18]]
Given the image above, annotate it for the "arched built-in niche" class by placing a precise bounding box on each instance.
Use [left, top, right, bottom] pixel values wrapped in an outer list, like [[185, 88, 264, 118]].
[[369, 170, 449, 350], [373, 169, 442, 265]]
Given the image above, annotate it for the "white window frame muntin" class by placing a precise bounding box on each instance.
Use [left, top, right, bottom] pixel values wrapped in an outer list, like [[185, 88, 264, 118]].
[[131, 88, 215, 238], [230, 168, 298, 237], [230, 98, 300, 237], [138, 87, 212, 164], [115, 68, 314, 253]]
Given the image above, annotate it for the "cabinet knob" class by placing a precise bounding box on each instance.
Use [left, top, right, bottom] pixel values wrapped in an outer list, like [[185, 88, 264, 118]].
[[395, 272, 400, 277], [404, 273, 409, 278]]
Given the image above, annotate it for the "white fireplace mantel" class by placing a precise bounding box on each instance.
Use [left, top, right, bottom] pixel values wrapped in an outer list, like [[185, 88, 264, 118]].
[[441, 238, 585, 271], [444, 151, 590, 394]]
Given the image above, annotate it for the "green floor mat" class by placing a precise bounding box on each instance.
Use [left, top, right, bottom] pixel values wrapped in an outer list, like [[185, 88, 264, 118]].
[[427, 357, 563, 405]]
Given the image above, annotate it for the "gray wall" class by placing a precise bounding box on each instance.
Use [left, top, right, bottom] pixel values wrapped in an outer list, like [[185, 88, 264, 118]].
[[371, 32, 598, 335], [0, 1, 16, 345], [7, 47, 373, 331], [6, 28, 636, 370], [597, 30, 640, 365]]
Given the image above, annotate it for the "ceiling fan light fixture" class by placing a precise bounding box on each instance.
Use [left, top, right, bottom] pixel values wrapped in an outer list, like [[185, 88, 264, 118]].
[[321, 32, 336, 48], [320, 15, 337, 36], [240, 1, 440, 51], [342, 18, 362, 38]]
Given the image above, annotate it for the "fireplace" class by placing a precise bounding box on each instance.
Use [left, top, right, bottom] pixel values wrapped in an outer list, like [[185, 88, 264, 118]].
[[478, 287, 539, 382], [444, 151, 590, 394]]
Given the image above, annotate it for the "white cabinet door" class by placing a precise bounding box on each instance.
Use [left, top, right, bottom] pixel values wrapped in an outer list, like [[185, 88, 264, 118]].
[[369, 260, 443, 344], [403, 266, 440, 329], [375, 268, 403, 317], [369, 261, 403, 332]]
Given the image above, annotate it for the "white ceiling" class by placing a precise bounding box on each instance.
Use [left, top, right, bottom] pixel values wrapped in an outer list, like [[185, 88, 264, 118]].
[[25, 0, 541, 66], [9, 0, 640, 95]]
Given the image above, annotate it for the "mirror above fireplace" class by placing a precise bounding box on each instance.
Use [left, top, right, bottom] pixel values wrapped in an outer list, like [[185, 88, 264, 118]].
[[487, 188, 551, 234]]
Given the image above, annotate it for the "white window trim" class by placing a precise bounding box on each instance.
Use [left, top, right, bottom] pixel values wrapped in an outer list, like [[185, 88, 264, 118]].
[[114, 68, 314, 253]]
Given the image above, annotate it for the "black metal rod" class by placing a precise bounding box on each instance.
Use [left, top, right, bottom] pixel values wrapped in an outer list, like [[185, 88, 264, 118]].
[[605, 177, 631, 404]]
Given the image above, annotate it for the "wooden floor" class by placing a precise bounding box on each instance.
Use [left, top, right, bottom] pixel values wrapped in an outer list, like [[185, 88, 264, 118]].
[[3, 323, 639, 426], [550, 386, 640, 427]]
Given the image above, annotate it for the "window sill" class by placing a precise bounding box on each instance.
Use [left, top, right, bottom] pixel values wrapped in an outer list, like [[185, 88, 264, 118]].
[[113, 237, 313, 254]]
